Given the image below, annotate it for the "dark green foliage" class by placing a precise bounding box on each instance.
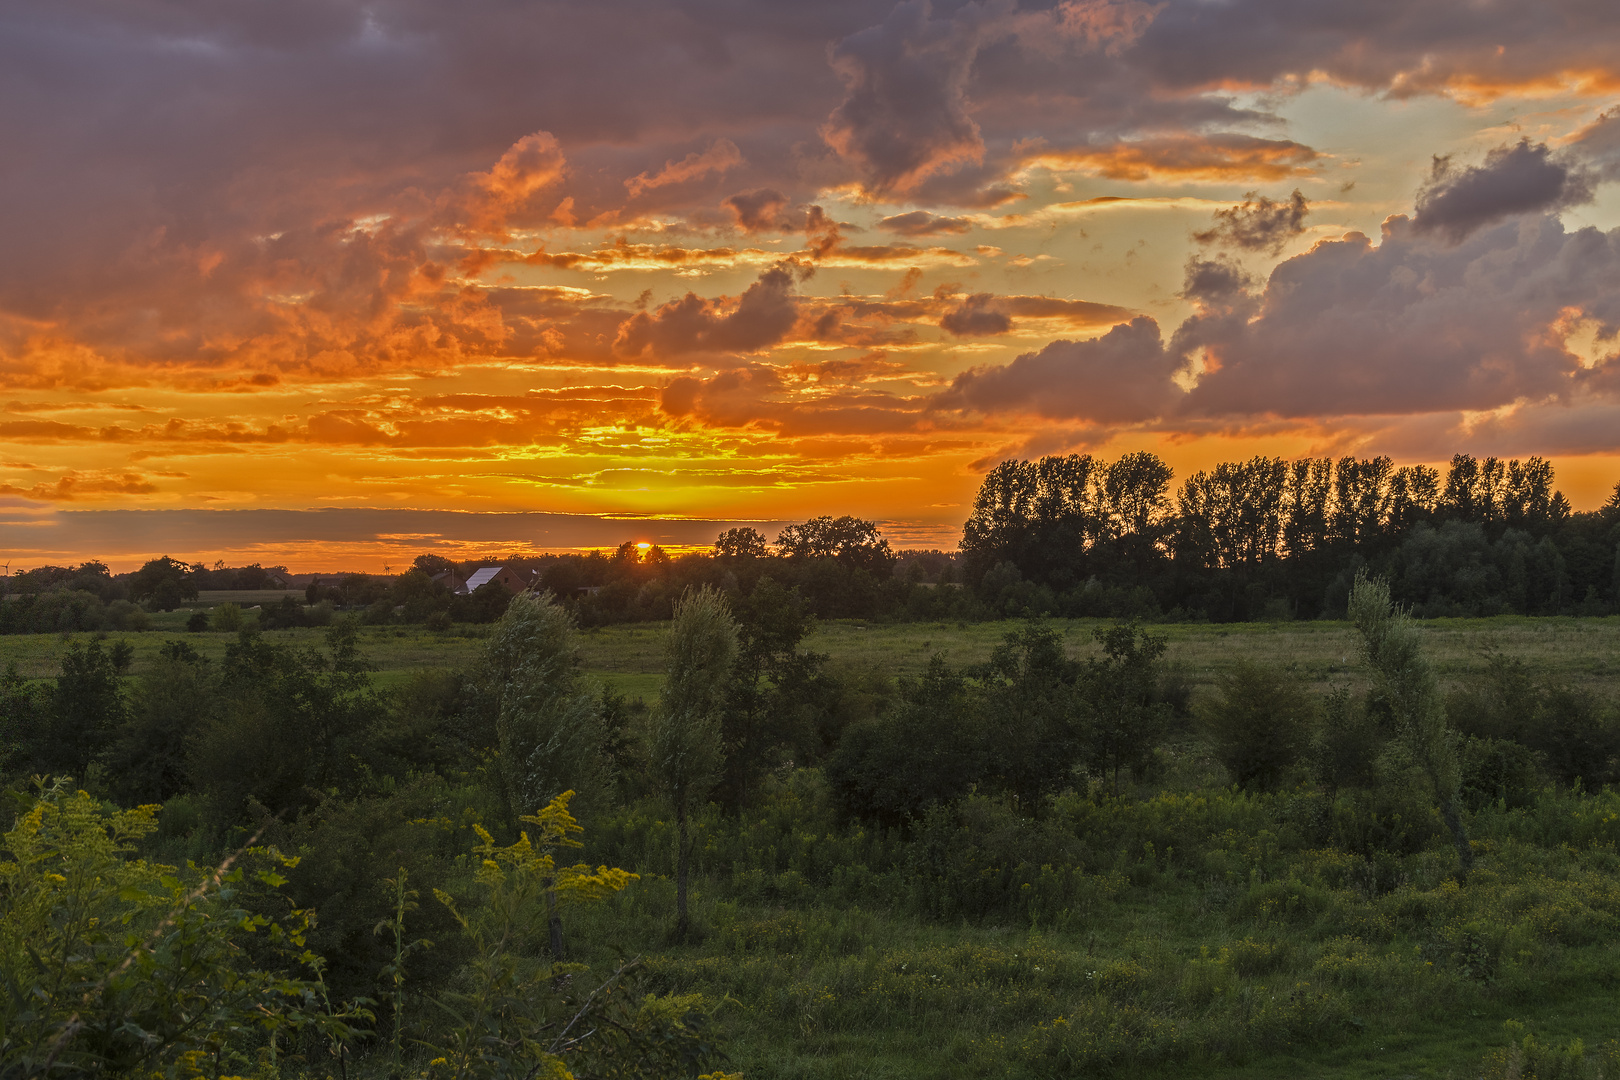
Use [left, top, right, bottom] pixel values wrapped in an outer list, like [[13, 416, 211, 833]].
[[1459, 736, 1542, 811], [825, 655, 983, 827], [268, 782, 471, 1005], [1310, 686, 1387, 796], [190, 621, 391, 829], [24, 638, 129, 782], [775, 515, 896, 574], [1077, 621, 1171, 792], [1200, 661, 1317, 790], [257, 594, 332, 630], [0, 662, 47, 776], [106, 645, 215, 805], [715, 577, 840, 808], [974, 622, 1082, 809], [451, 579, 515, 623], [1449, 654, 1620, 788], [128, 555, 199, 611]]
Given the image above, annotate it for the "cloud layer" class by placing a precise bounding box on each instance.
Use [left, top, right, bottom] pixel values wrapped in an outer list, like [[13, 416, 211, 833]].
[[4, 0, 1620, 543]]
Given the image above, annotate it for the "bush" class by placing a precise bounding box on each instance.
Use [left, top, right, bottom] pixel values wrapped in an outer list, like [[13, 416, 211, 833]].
[[211, 603, 243, 632], [1200, 661, 1317, 791]]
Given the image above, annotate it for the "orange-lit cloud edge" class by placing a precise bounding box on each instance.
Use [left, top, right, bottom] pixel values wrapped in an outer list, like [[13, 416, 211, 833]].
[[5, 2, 1620, 570]]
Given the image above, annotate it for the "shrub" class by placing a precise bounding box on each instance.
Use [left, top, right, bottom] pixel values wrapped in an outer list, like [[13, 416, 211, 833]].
[[1199, 661, 1317, 790]]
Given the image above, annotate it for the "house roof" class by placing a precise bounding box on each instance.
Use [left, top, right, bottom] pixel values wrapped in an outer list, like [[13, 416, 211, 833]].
[[465, 566, 502, 590]]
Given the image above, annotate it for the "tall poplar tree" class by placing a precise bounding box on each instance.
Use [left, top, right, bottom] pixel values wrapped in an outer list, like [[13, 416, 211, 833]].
[[649, 586, 737, 939]]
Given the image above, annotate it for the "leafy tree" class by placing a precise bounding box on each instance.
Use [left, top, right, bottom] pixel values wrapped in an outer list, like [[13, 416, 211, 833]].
[[191, 622, 388, 828], [0, 662, 48, 780], [1199, 661, 1317, 790], [975, 622, 1082, 810], [1077, 621, 1170, 794], [825, 656, 982, 827], [105, 643, 216, 804], [647, 586, 736, 939], [413, 552, 458, 576], [1348, 572, 1475, 879], [476, 592, 607, 826], [1309, 685, 1385, 797], [714, 527, 770, 559], [715, 577, 835, 808], [128, 556, 198, 611], [0, 782, 367, 1078], [21, 639, 128, 783], [775, 515, 895, 574]]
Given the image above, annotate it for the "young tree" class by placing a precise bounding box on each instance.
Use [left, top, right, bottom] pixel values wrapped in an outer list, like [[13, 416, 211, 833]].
[[1200, 660, 1316, 790], [977, 622, 1082, 810], [478, 591, 606, 828], [1348, 572, 1476, 879], [647, 586, 737, 939], [1076, 621, 1171, 794], [715, 577, 834, 809]]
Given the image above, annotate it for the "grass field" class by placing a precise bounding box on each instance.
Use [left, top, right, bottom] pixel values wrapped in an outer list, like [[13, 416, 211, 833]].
[[6, 614, 1617, 703]]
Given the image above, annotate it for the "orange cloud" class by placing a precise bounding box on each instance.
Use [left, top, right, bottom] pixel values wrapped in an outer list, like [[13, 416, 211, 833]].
[[625, 139, 744, 198], [1025, 134, 1319, 182]]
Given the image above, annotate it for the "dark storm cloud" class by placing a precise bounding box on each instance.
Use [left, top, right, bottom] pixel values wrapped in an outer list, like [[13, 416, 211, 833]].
[[1413, 140, 1596, 243], [613, 264, 806, 359]]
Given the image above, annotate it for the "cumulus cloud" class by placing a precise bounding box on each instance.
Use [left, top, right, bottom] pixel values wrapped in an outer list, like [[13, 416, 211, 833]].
[[1569, 108, 1620, 180], [1193, 190, 1309, 253], [940, 293, 1012, 336], [938, 316, 1183, 423], [614, 264, 806, 358], [929, 211, 1620, 429], [821, 0, 991, 195], [1412, 139, 1595, 243], [1181, 213, 1620, 418], [724, 189, 796, 233], [461, 132, 568, 237]]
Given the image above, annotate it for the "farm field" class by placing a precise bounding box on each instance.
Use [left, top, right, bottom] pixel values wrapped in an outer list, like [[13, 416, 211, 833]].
[[3, 613, 1617, 701]]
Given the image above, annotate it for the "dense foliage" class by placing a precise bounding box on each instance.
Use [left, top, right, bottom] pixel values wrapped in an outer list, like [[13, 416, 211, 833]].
[[4, 564, 1620, 1076]]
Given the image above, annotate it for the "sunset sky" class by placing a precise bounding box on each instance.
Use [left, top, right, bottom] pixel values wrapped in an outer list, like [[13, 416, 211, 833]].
[[5, 0, 1620, 569]]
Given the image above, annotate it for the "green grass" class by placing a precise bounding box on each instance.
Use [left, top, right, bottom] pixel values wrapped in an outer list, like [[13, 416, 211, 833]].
[[6, 615, 1619, 704], [560, 780, 1620, 1080]]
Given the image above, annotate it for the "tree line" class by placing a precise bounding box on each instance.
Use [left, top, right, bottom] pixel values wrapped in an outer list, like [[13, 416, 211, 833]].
[[5, 451, 1620, 635], [962, 451, 1620, 621]]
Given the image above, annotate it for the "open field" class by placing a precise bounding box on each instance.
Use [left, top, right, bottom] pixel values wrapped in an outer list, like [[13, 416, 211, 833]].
[[5, 614, 1617, 702]]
